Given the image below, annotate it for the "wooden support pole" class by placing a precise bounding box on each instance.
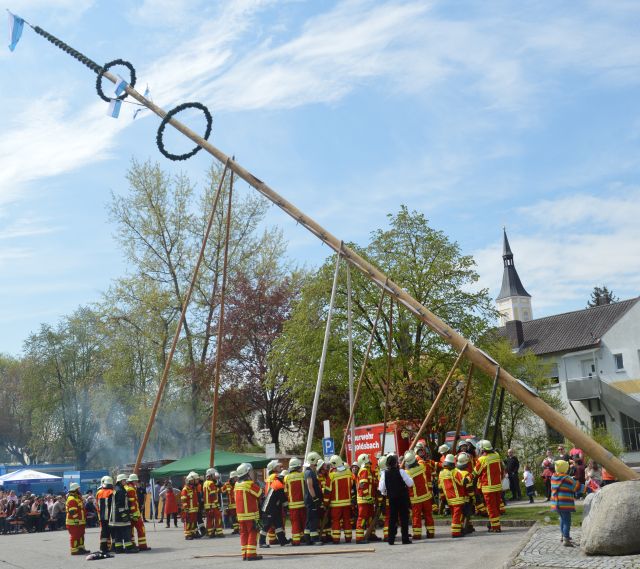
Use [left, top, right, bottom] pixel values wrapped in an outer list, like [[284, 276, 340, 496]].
[[346, 263, 356, 465], [339, 284, 387, 459], [409, 344, 468, 450], [193, 547, 376, 558], [380, 299, 393, 456], [84, 70, 640, 481], [133, 161, 229, 473], [492, 387, 506, 449], [209, 169, 234, 468], [483, 365, 501, 440], [452, 364, 474, 453]]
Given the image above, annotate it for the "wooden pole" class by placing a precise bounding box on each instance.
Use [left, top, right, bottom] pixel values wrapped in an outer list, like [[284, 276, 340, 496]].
[[491, 387, 506, 449], [339, 284, 387, 459], [193, 547, 376, 558], [346, 263, 356, 465], [452, 364, 474, 453], [380, 299, 393, 456], [133, 161, 229, 473], [209, 169, 234, 468], [409, 344, 468, 450], [84, 70, 640, 482], [305, 250, 341, 459], [483, 366, 501, 440]]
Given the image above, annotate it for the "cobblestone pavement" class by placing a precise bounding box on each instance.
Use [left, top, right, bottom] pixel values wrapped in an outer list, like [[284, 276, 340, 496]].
[[513, 526, 640, 568]]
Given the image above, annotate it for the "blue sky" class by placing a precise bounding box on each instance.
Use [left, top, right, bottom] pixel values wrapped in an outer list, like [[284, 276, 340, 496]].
[[1, 0, 640, 355]]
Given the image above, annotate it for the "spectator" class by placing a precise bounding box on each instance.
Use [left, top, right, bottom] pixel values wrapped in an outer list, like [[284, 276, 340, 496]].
[[522, 465, 535, 503], [159, 482, 179, 528], [550, 460, 580, 547], [600, 466, 616, 487], [0, 498, 8, 534], [505, 449, 522, 500], [585, 460, 602, 494], [378, 454, 413, 545], [572, 457, 585, 498], [85, 496, 98, 528], [51, 496, 66, 529], [541, 450, 555, 501], [556, 445, 570, 462], [154, 481, 162, 520]]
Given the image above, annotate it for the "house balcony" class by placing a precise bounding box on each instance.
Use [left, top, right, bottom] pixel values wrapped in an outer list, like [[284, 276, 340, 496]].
[[565, 374, 601, 401]]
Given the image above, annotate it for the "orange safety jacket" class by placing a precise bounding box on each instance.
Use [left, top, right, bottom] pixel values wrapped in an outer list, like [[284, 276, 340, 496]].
[[96, 487, 113, 522], [181, 484, 199, 513], [453, 468, 474, 501], [223, 480, 236, 508], [284, 471, 305, 510], [318, 471, 331, 506], [357, 466, 374, 505], [474, 451, 504, 493], [234, 480, 262, 521], [329, 468, 353, 508], [265, 473, 277, 492], [405, 463, 433, 503], [66, 493, 86, 526], [124, 484, 141, 519], [438, 468, 467, 506], [203, 479, 221, 510]]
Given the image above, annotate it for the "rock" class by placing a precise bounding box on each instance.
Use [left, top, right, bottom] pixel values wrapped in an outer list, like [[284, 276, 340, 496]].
[[581, 480, 640, 556]]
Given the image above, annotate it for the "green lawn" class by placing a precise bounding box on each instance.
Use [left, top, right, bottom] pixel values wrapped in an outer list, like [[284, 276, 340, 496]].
[[433, 504, 584, 525]]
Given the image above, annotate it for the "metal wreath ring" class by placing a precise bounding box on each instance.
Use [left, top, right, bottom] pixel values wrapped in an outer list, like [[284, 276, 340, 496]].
[[156, 102, 213, 161], [96, 59, 137, 102]]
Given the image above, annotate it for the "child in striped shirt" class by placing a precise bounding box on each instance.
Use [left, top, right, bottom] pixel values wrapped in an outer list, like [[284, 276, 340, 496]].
[[550, 460, 581, 547]]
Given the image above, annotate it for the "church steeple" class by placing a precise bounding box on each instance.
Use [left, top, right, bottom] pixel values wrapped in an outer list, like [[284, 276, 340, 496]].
[[496, 229, 532, 325]]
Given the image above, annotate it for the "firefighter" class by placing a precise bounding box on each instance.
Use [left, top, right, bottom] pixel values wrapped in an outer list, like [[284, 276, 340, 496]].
[[328, 454, 353, 544], [223, 471, 239, 534], [265, 460, 282, 545], [438, 454, 467, 538], [455, 453, 475, 534], [316, 458, 332, 542], [203, 468, 224, 538], [181, 471, 200, 540], [234, 462, 263, 561], [259, 469, 290, 548], [302, 451, 324, 545], [96, 476, 114, 553], [66, 483, 88, 555], [284, 457, 306, 546], [125, 474, 149, 551], [109, 474, 138, 553], [355, 453, 379, 543], [403, 449, 435, 539], [376, 454, 390, 541], [474, 440, 504, 532]]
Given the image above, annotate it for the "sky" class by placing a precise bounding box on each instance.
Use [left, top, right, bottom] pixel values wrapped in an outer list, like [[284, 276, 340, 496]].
[[1, 0, 640, 355]]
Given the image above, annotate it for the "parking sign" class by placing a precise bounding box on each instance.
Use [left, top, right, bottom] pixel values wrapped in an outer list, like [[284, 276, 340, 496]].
[[322, 437, 335, 456]]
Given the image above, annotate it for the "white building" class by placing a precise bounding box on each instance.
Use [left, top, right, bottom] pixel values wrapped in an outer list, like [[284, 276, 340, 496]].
[[497, 231, 640, 465]]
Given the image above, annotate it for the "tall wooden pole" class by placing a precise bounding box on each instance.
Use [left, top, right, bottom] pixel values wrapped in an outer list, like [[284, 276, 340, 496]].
[[209, 170, 234, 468], [346, 263, 356, 465], [380, 299, 393, 456], [133, 162, 229, 473], [492, 388, 506, 449], [483, 366, 501, 440], [452, 364, 474, 453], [89, 69, 639, 481]]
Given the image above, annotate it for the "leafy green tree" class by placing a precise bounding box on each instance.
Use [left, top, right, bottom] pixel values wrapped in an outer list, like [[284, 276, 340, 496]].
[[587, 286, 619, 307]]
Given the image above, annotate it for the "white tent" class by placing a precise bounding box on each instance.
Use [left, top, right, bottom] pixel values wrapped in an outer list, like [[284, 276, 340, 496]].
[[0, 469, 61, 485]]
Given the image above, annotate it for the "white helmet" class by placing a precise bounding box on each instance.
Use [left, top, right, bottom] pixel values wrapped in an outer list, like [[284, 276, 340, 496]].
[[329, 455, 344, 468], [186, 471, 199, 482], [444, 454, 456, 466], [229, 471, 238, 479], [103, 476, 113, 487], [69, 483, 81, 492], [378, 455, 388, 470], [280, 470, 289, 478], [438, 444, 450, 455], [415, 440, 427, 451], [266, 460, 282, 474], [316, 459, 326, 470], [206, 468, 219, 478], [100, 476, 108, 487], [127, 473, 139, 483], [357, 453, 371, 467], [456, 452, 470, 467], [236, 463, 252, 478], [288, 457, 302, 470], [116, 474, 128, 483], [403, 450, 417, 466], [306, 452, 322, 466], [478, 440, 493, 452]]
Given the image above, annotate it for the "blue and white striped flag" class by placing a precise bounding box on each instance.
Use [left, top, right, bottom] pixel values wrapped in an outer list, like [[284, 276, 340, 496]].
[[114, 75, 128, 97], [107, 98, 122, 119], [133, 85, 151, 120], [7, 11, 24, 52]]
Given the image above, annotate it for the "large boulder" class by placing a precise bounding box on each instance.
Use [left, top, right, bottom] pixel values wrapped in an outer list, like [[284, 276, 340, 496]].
[[581, 480, 640, 556]]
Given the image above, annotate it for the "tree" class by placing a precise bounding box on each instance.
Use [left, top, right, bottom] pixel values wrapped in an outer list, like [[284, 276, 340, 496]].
[[587, 286, 619, 307]]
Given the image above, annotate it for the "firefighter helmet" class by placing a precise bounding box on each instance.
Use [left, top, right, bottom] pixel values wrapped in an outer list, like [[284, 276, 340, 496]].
[[415, 439, 427, 450], [316, 459, 325, 470], [403, 450, 417, 466], [103, 476, 113, 487], [206, 468, 218, 478], [229, 470, 238, 479], [127, 473, 139, 482], [236, 463, 252, 478], [306, 451, 322, 466], [438, 444, 450, 454], [100, 476, 108, 487], [116, 474, 128, 483], [378, 455, 388, 470], [479, 440, 493, 452], [357, 453, 371, 467], [465, 438, 476, 447], [186, 471, 200, 482], [456, 452, 469, 467], [444, 454, 456, 466], [288, 457, 302, 470], [69, 482, 81, 492], [280, 470, 288, 478], [457, 440, 469, 450], [329, 455, 344, 468], [266, 460, 282, 473]]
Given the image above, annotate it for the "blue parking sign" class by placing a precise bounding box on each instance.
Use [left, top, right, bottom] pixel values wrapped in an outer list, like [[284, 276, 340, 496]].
[[322, 437, 335, 456]]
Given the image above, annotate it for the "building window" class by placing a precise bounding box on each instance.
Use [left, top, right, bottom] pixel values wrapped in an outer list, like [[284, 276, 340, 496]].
[[591, 415, 606, 430], [614, 353, 624, 370], [620, 412, 640, 452]]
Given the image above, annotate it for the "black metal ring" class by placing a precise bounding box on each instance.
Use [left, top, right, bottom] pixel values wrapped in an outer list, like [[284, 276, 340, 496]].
[[96, 59, 137, 102], [156, 102, 213, 161]]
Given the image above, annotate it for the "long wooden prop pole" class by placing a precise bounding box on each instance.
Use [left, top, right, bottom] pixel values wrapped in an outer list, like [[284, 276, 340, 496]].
[[409, 344, 468, 450], [133, 161, 229, 473], [491, 387, 506, 449], [339, 283, 387, 459], [380, 299, 394, 456], [346, 263, 356, 465], [210, 170, 234, 468], [452, 364, 474, 453], [84, 70, 640, 481], [483, 365, 501, 440]]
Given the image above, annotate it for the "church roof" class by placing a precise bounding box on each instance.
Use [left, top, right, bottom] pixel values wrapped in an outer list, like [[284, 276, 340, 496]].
[[496, 297, 640, 355], [496, 230, 530, 300]]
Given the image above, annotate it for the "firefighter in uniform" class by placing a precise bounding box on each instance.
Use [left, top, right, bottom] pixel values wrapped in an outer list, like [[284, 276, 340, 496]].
[[203, 468, 224, 538], [376, 455, 390, 541], [259, 469, 290, 547], [181, 471, 200, 540], [355, 453, 379, 543], [66, 483, 88, 555], [109, 474, 138, 553], [403, 449, 435, 539], [235, 462, 263, 561], [456, 453, 475, 534], [438, 454, 467, 537], [474, 440, 504, 532], [265, 460, 282, 545], [316, 458, 332, 542], [328, 455, 353, 544], [126, 474, 149, 551], [223, 471, 239, 534], [96, 476, 114, 553], [284, 457, 306, 545]]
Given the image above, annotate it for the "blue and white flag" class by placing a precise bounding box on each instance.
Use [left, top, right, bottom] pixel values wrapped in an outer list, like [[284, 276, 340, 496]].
[[133, 85, 151, 120], [8, 11, 24, 52], [114, 75, 128, 97], [107, 98, 122, 119]]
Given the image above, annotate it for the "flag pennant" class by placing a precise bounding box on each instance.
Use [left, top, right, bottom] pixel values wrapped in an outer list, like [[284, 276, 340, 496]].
[[107, 99, 122, 119], [133, 86, 151, 120], [114, 75, 128, 97], [8, 11, 24, 52]]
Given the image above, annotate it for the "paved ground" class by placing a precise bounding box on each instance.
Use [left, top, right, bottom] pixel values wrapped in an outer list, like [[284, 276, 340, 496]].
[[511, 526, 640, 569], [0, 523, 530, 569]]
